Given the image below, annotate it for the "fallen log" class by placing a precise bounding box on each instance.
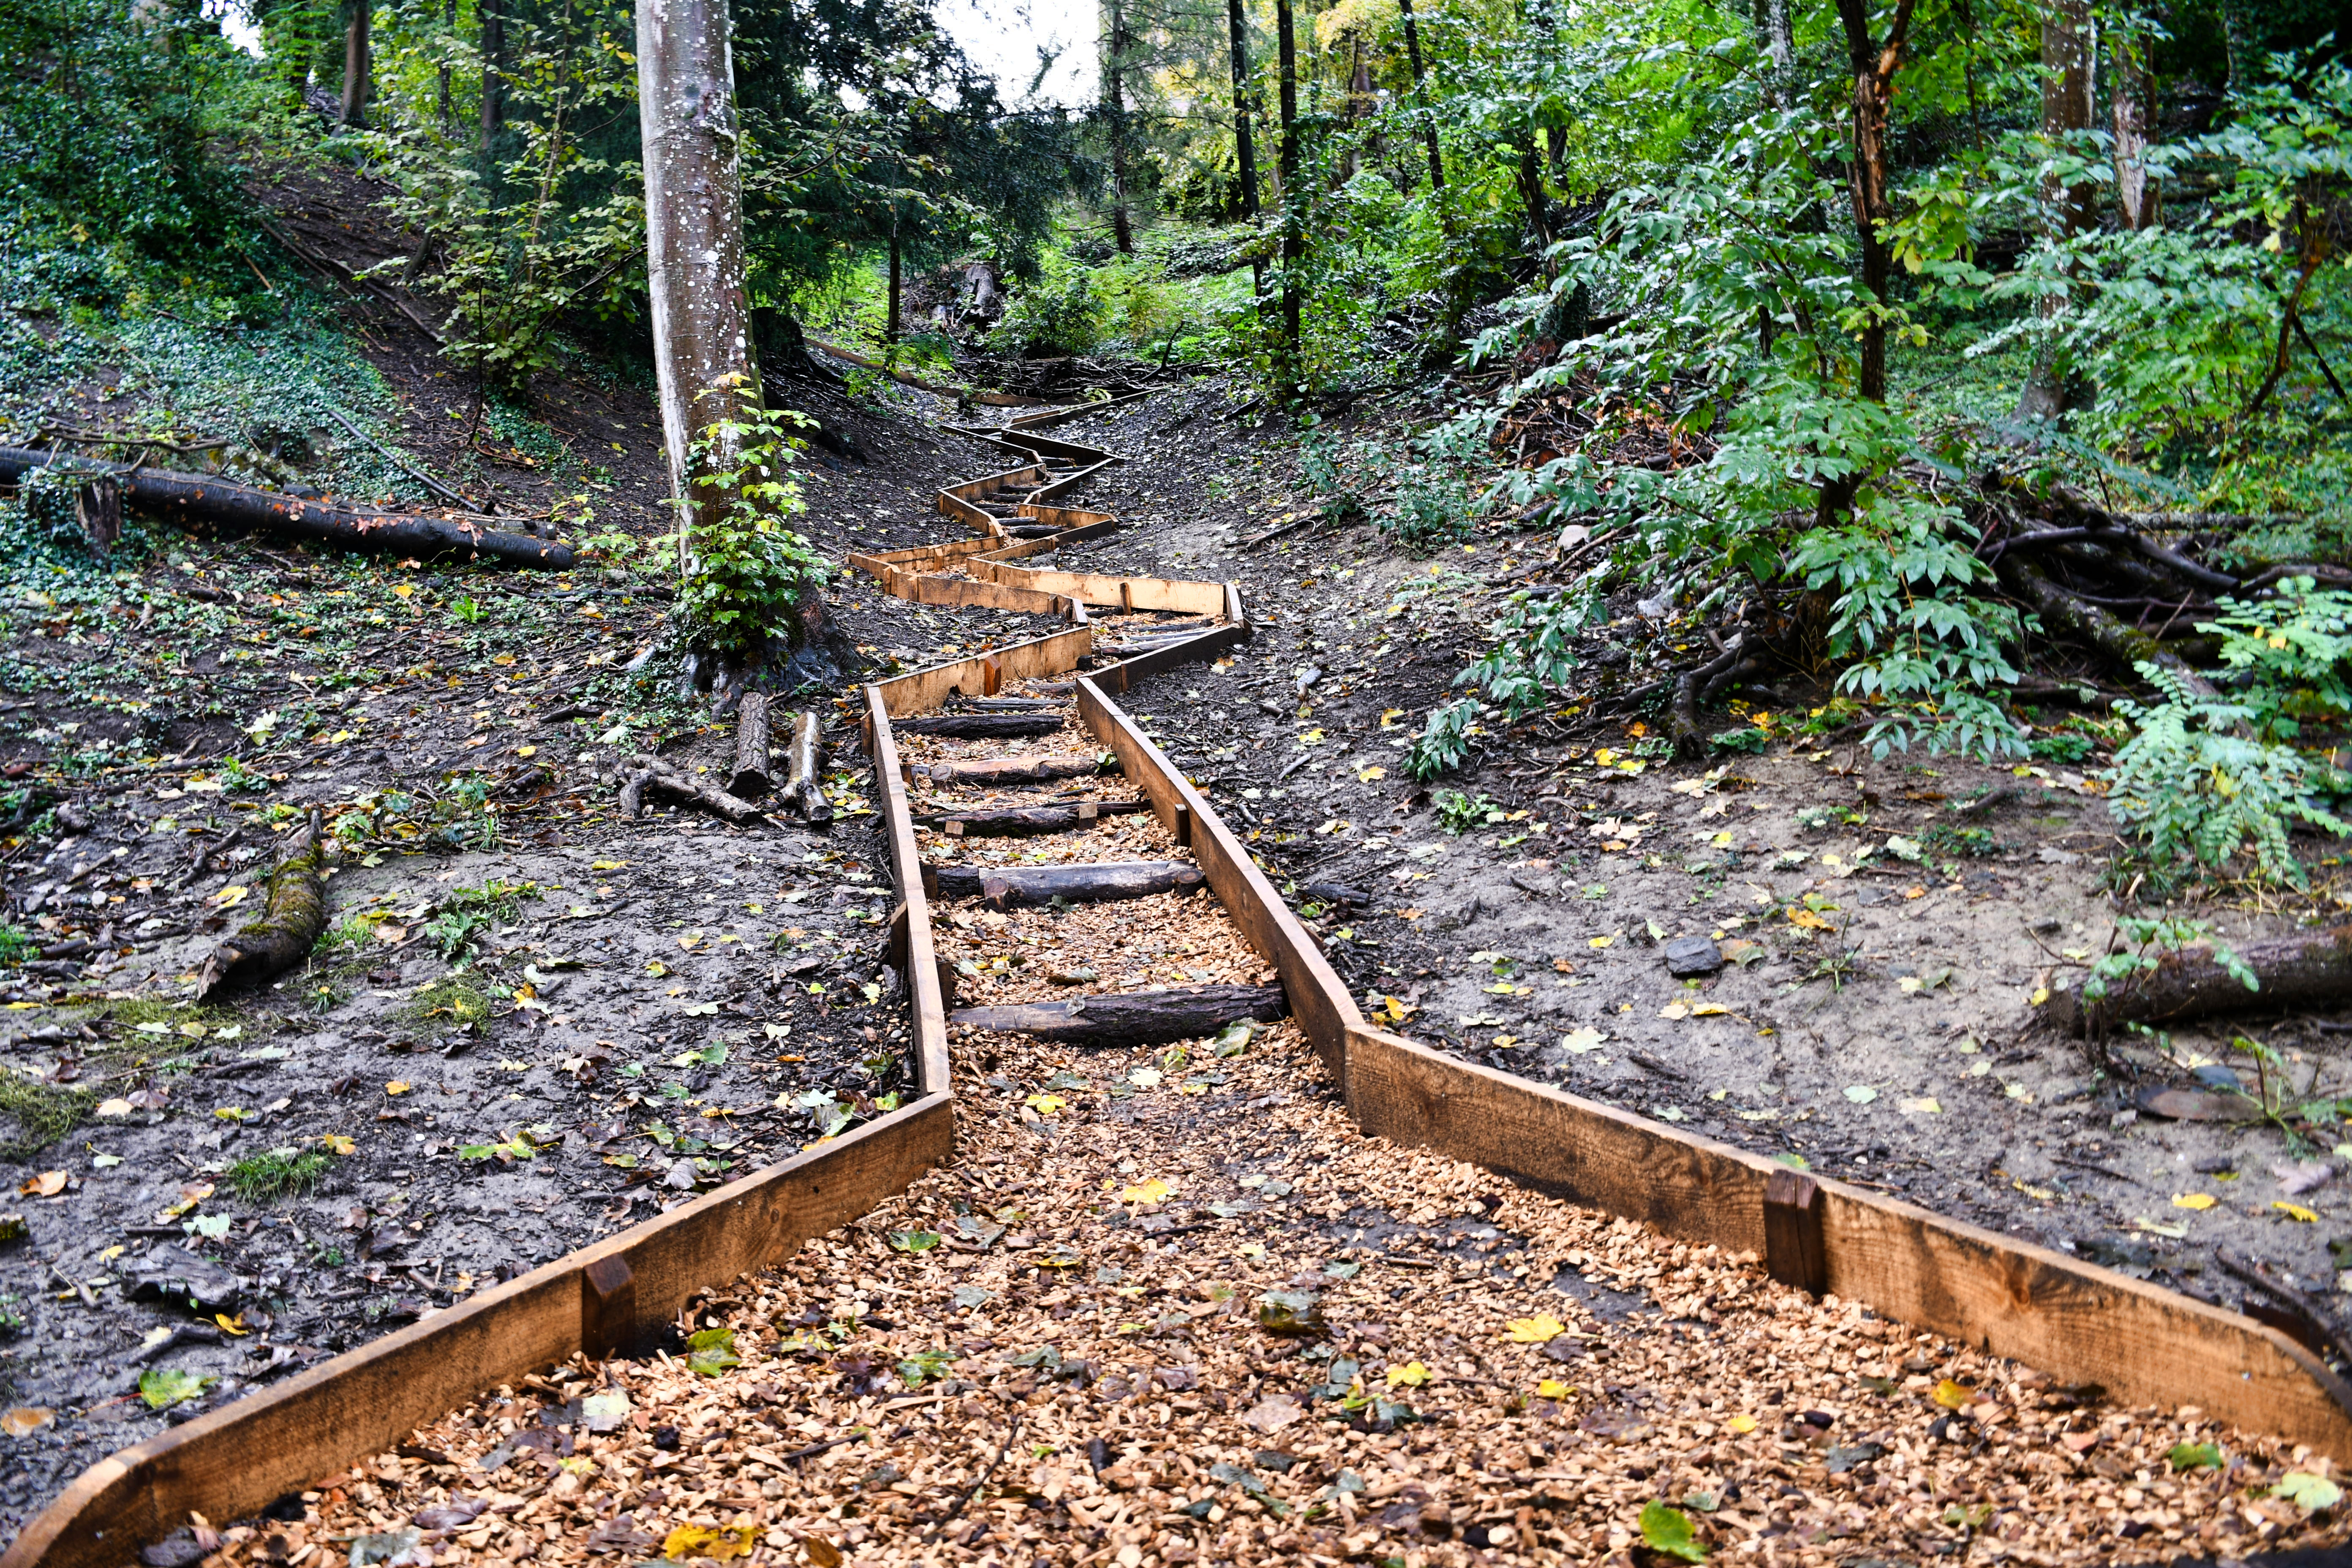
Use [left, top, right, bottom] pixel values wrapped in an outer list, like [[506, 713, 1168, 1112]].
[[194, 808, 327, 1000], [779, 711, 831, 823], [950, 983, 1288, 1046], [619, 754, 767, 826], [906, 754, 1116, 788], [2048, 925, 2352, 1034], [0, 447, 572, 569], [730, 692, 773, 796], [893, 713, 1067, 739], [913, 800, 1150, 837], [928, 859, 1203, 907]]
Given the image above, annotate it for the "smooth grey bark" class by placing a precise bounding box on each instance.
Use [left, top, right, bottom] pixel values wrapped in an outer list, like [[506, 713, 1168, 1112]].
[[636, 0, 760, 550]]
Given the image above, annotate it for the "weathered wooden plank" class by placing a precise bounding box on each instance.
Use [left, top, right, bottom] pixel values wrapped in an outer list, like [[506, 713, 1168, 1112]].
[[1077, 679, 1360, 1075], [983, 566, 1227, 617], [893, 713, 1066, 739], [929, 859, 1203, 906], [990, 430, 1121, 466], [913, 799, 1149, 836], [905, 751, 1115, 787], [910, 572, 1070, 616], [870, 627, 1093, 719], [1027, 459, 1115, 501], [863, 685, 950, 1096], [1089, 626, 1247, 692], [1004, 390, 1151, 428], [0, 1094, 954, 1568]]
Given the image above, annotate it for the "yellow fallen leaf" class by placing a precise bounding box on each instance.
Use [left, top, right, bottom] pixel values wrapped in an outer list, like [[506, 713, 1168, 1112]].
[[96, 1097, 132, 1117], [1898, 1097, 1941, 1115], [1536, 1378, 1573, 1399], [1119, 1177, 1173, 1204], [321, 1134, 356, 1155], [1728, 1414, 1758, 1434], [1358, 766, 1386, 782], [214, 1313, 248, 1337], [516, 744, 536, 758], [1024, 1093, 1067, 1116], [210, 884, 250, 908], [2172, 1192, 2217, 1211], [385, 1080, 411, 1096], [2029, 986, 2051, 1006], [1786, 906, 1832, 930], [678, 934, 702, 950], [1386, 1360, 1431, 1388], [1658, 1002, 1690, 1021], [1589, 935, 1614, 949], [391, 584, 414, 599], [0, 1407, 55, 1437], [373, 923, 407, 944], [1505, 1313, 1565, 1343], [2276, 1201, 2320, 1222], [491, 653, 516, 666], [662, 1524, 756, 1562], [1689, 1002, 1729, 1016], [1932, 1379, 1973, 1409], [593, 860, 628, 870]]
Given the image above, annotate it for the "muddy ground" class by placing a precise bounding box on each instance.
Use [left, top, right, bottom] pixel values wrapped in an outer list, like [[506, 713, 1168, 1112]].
[[6, 177, 2352, 1544]]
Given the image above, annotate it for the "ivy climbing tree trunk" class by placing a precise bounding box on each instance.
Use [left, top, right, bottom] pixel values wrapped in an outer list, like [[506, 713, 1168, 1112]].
[[1396, 0, 1443, 192], [636, 0, 759, 554], [340, 0, 370, 127], [1275, 0, 1301, 374]]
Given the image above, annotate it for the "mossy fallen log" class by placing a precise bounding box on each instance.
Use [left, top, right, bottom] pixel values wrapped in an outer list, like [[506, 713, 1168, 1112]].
[[194, 809, 328, 1000]]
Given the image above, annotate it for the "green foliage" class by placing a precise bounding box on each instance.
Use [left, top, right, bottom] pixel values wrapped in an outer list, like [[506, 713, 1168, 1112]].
[[2081, 916, 2253, 1007], [678, 395, 830, 658], [424, 878, 537, 961], [1638, 1500, 1708, 1563], [0, 924, 34, 966], [2200, 577, 2352, 740], [1432, 787, 1501, 834], [1461, 592, 1591, 719], [1407, 697, 1480, 781], [225, 1146, 332, 1202], [2104, 666, 2351, 886], [0, 0, 253, 302]]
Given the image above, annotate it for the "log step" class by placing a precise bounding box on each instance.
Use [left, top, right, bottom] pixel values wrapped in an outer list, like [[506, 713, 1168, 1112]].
[[914, 800, 1151, 838], [906, 753, 1115, 787], [950, 983, 1288, 1046], [894, 713, 1067, 739], [928, 859, 1201, 906]]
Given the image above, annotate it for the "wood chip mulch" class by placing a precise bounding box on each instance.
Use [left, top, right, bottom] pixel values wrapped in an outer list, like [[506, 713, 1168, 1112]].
[[238, 1031, 2352, 1568]]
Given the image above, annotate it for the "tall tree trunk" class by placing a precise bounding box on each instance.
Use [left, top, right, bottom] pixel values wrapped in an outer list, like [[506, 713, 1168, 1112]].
[[437, 0, 453, 130], [637, 0, 759, 558], [1345, 33, 1369, 180], [1105, 0, 1136, 255], [886, 223, 903, 344], [340, 1, 370, 127], [1824, 0, 1915, 527], [2112, 27, 2158, 230], [480, 0, 505, 151], [2018, 0, 2096, 421], [1226, 0, 1267, 308], [1275, 0, 1301, 371], [1516, 138, 1552, 258], [1397, 0, 1443, 192]]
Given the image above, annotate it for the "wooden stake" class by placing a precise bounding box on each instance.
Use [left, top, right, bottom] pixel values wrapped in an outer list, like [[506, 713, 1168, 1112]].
[[729, 691, 773, 797]]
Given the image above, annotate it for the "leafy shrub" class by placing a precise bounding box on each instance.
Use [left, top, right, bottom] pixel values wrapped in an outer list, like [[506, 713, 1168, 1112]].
[[2104, 666, 2350, 886], [2027, 731, 2098, 764], [2200, 577, 2352, 740], [1407, 697, 1480, 781], [1433, 789, 1502, 834], [990, 262, 1102, 357]]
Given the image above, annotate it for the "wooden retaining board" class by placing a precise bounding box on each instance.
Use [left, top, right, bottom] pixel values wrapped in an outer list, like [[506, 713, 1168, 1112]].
[[865, 685, 952, 1096], [1339, 1021, 2352, 1455], [980, 565, 1227, 617], [868, 626, 1095, 718], [0, 1095, 954, 1568], [1005, 390, 1151, 428]]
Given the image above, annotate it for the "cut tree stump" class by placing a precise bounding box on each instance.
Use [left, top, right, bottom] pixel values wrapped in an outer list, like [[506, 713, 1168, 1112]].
[[928, 860, 1203, 907], [779, 711, 831, 822], [2049, 924, 2352, 1033], [194, 808, 327, 1000], [892, 713, 1067, 739], [950, 983, 1287, 1045], [729, 692, 772, 796], [913, 800, 1149, 838]]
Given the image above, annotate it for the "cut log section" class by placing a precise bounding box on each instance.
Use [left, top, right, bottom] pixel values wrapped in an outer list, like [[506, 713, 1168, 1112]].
[[2049, 925, 2352, 1033], [892, 713, 1067, 739], [0, 447, 572, 569], [950, 983, 1288, 1045], [779, 711, 831, 823], [729, 692, 773, 796], [928, 859, 1203, 907], [906, 753, 1115, 787], [194, 808, 327, 1000], [912, 799, 1149, 837]]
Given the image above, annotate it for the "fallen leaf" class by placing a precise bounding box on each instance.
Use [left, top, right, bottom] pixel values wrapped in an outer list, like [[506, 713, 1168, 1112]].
[[1727, 1415, 1758, 1434], [1844, 1085, 1878, 1104], [685, 1326, 741, 1377], [662, 1524, 756, 1562], [1119, 1177, 1173, 1204], [20, 1171, 66, 1198], [385, 1080, 411, 1096], [581, 1389, 632, 1432], [2172, 1192, 2217, 1211], [321, 1133, 356, 1155], [1898, 1097, 1941, 1115], [1931, 1379, 1972, 1409], [1023, 1093, 1067, 1116], [2275, 1200, 2320, 1222], [1560, 1028, 1607, 1055], [96, 1098, 132, 1117], [1657, 1002, 1689, 1021], [1786, 906, 1832, 930], [803, 1539, 843, 1568], [209, 884, 250, 908], [887, 1229, 942, 1253], [1536, 1378, 1573, 1399], [1638, 1500, 1708, 1563], [1505, 1313, 1565, 1343], [213, 1313, 248, 1336], [0, 1407, 54, 1437], [2275, 1472, 2344, 1511], [1386, 1360, 1431, 1388], [139, 1369, 215, 1410], [1588, 935, 1614, 949], [1239, 1395, 1302, 1433]]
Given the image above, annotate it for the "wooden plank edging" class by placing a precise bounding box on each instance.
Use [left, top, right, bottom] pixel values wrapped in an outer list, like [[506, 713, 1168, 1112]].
[[0, 1095, 955, 1568]]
